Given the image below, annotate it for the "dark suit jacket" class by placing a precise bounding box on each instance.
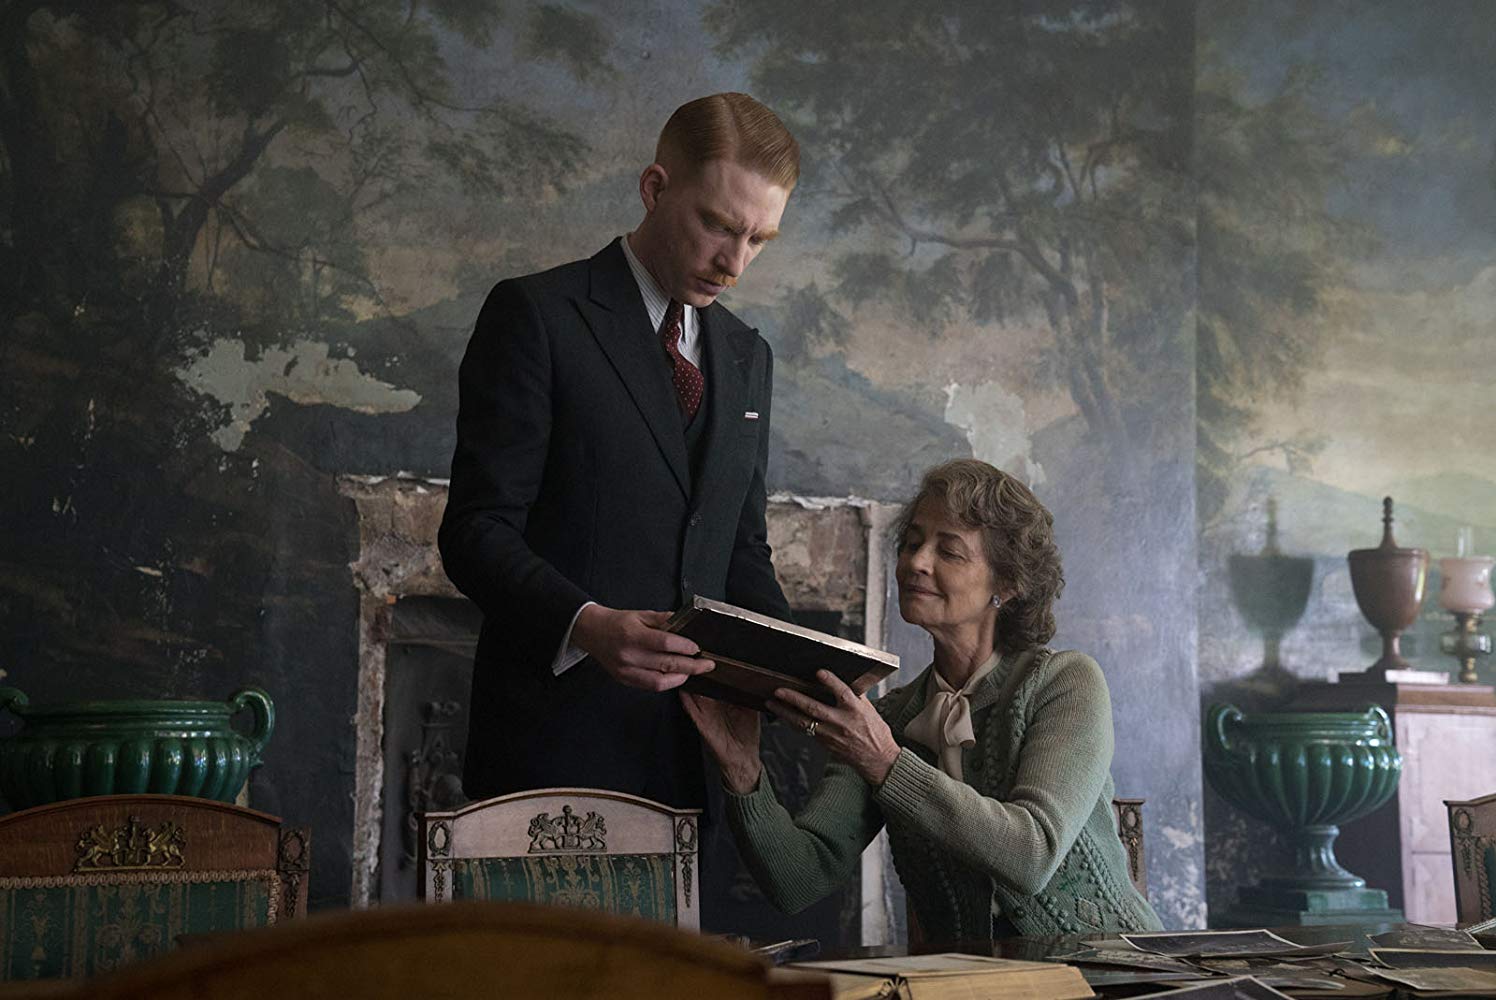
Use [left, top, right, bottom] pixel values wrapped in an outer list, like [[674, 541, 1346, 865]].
[[439, 239, 791, 809]]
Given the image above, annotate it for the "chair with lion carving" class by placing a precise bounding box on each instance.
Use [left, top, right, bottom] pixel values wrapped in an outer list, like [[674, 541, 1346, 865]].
[[417, 788, 701, 929], [1447, 791, 1496, 925], [1112, 797, 1148, 900], [0, 794, 309, 981]]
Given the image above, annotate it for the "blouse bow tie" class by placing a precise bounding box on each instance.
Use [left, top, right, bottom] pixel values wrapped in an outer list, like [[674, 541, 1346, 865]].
[[903, 650, 1001, 782]]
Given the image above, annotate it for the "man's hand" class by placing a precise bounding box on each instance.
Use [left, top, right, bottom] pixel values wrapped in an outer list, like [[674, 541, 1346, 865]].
[[571, 605, 714, 692]]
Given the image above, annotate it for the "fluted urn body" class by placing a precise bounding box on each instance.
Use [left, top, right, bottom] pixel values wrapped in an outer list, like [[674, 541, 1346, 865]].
[[0, 687, 274, 809], [1204, 703, 1400, 895]]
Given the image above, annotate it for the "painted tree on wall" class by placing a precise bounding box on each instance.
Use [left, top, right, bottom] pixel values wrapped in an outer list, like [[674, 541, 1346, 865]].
[[0, 0, 598, 668], [1194, 60, 1371, 527], [710, 0, 1195, 492], [0, 0, 592, 330]]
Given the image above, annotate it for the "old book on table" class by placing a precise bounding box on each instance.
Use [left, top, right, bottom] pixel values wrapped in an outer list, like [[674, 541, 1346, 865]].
[[666, 596, 899, 710], [787, 952, 1093, 1000]]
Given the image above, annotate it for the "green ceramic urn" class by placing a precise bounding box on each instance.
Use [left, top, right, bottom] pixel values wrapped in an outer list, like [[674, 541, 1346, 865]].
[[1204, 703, 1403, 925], [0, 687, 274, 809]]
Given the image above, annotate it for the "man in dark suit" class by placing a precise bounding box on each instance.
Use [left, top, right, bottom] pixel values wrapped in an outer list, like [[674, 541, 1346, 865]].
[[438, 94, 797, 819]]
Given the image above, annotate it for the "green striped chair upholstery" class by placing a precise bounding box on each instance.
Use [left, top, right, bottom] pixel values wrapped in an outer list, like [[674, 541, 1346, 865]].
[[0, 794, 308, 980], [418, 788, 700, 930]]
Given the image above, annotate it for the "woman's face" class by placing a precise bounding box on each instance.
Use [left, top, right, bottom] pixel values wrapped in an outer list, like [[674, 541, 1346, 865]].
[[895, 496, 1003, 636]]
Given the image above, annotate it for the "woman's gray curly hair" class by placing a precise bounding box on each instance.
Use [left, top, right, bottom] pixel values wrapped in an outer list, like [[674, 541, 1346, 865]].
[[895, 459, 1065, 653]]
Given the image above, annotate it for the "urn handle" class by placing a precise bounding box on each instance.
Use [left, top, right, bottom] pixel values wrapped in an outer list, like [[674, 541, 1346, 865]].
[[1205, 703, 1244, 757], [1363, 704, 1394, 743], [228, 688, 276, 766], [0, 687, 28, 719]]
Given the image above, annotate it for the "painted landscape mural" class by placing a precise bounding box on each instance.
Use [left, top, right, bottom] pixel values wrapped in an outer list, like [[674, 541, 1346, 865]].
[[0, 0, 1489, 927], [1197, 0, 1496, 914]]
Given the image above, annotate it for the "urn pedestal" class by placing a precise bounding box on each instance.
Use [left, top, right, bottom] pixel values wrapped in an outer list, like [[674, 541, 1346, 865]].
[[1204, 704, 1404, 926]]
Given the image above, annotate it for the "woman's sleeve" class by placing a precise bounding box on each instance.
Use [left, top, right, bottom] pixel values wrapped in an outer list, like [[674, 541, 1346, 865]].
[[872, 651, 1114, 896], [723, 755, 886, 914]]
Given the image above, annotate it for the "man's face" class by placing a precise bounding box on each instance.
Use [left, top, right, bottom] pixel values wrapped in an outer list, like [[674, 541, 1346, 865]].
[[641, 159, 789, 308]]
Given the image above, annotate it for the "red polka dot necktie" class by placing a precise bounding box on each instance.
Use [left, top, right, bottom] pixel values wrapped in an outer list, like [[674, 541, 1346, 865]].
[[659, 299, 704, 422]]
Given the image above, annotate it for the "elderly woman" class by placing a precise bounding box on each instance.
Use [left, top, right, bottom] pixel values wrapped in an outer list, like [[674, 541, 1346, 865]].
[[683, 459, 1161, 941]]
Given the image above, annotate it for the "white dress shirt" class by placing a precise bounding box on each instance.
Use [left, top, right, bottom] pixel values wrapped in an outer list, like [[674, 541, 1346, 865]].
[[620, 232, 701, 366]]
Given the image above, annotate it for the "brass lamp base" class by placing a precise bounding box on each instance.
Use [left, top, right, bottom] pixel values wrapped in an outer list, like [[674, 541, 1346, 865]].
[[1442, 611, 1493, 684]]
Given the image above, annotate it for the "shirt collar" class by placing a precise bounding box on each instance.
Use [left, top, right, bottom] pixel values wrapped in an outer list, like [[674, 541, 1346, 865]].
[[621, 233, 691, 334]]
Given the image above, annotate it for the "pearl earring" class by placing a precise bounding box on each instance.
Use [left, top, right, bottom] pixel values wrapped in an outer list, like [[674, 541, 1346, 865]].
[[991, 595, 1003, 609]]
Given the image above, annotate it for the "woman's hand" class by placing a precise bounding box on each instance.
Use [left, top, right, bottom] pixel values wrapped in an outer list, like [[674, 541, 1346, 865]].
[[680, 692, 763, 794], [769, 670, 901, 786]]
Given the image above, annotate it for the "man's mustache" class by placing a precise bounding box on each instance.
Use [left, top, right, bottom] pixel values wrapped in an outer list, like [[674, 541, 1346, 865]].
[[703, 273, 738, 288]]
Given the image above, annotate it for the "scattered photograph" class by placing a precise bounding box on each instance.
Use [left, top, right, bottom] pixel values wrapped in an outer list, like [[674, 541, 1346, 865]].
[[1130, 975, 1297, 999], [1367, 925, 1484, 952], [1122, 930, 1307, 957]]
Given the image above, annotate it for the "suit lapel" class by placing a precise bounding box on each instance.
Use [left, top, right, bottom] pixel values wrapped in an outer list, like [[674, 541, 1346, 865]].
[[692, 302, 753, 500], [578, 240, 690, 498]]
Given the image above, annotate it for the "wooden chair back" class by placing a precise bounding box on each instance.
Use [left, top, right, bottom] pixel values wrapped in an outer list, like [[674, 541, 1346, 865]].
[[1447, 791, 1496, 924], [1112, 797, 1148, 900], [418, 787, 702, 929], [0, 794, 308, 980], [78, 900, 809, 1000]]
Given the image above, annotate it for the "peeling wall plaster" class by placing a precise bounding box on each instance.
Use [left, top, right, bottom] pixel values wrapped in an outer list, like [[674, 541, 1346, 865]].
[[1156, 798, 1209, 928], [177, 338, 422, 451], [942, 381, 1045, 486]]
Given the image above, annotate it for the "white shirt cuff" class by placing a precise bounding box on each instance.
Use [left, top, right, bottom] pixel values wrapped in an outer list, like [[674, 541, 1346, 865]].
[[552, 601, 596, 675]]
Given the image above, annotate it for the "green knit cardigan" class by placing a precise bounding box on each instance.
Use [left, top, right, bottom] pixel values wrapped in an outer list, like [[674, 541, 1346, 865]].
[[724, 646, 1163, 940]]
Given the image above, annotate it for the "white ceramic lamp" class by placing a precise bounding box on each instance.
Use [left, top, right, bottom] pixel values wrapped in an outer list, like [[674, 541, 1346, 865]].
[[1439, 556, 1495, 613], [1439, 528, 1495, 683]]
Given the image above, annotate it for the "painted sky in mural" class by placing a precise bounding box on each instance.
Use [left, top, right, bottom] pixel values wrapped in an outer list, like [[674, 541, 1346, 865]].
[[1204, 0, 1496, 553], [1195, 2, 1496, 913]]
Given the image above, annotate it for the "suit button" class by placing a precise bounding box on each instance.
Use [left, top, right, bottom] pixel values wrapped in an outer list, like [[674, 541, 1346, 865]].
[[682, 579, 693, 593], [689, 513, 702, 527]]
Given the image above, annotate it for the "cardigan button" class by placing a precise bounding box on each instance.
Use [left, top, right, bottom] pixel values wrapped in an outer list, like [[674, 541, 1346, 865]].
[[1011, 906, 1027, 919]]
